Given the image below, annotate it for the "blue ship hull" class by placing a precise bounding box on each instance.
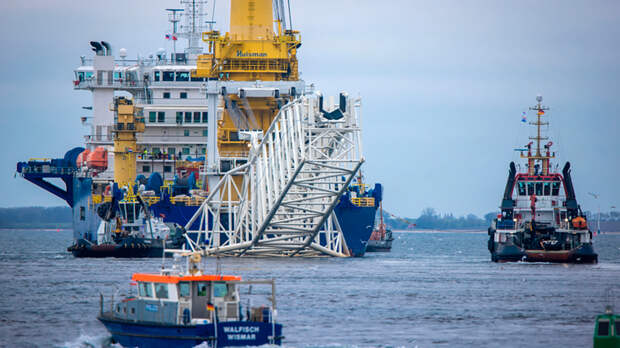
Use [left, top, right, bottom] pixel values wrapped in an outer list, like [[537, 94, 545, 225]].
[[99, 315, 282, 348], [334, 201, 377, 257]]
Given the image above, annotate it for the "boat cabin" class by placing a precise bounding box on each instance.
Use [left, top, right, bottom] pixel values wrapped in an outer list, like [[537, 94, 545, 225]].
[[512, 174, 568, 227], [594, 313, 619, 348], [112, 274, 243, 325]]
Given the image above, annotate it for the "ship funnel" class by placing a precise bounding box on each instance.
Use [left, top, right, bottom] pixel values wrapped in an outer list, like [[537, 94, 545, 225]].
[[90, 41, 104, 56], [101, 41, 112, 56]]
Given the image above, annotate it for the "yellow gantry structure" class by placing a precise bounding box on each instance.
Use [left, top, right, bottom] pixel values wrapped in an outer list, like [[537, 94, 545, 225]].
[[194, 0, 302, 176], [111, 98, 145, 186], [194, 0, 301, 82]]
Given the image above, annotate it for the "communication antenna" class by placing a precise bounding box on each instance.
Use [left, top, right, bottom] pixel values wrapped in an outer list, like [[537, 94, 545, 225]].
[[166, 8, 184, 57], [178, 0, 209, 56]]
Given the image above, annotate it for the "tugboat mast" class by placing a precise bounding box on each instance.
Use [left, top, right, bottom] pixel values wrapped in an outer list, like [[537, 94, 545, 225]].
[[522, 95, 553, 175]]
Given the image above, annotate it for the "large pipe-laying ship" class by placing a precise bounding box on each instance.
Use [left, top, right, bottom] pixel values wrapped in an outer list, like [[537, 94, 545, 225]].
[[487, 95, 597, 263], [16, 0, 381, 257]]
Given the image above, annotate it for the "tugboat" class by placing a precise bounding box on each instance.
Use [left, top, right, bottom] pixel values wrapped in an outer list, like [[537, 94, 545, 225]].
[[487, 95, 598, 263], [366, 202, 393, 252], [98, 251, 283, 347]]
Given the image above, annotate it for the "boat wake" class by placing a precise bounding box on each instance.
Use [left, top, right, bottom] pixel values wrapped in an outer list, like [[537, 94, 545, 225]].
[[57, 332, 120, 348]]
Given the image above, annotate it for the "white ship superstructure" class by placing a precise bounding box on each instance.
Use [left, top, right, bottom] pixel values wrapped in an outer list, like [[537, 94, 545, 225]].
[[74, 1, 213, 184]]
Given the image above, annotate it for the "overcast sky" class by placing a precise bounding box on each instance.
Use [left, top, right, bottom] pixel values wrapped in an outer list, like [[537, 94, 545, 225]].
[[1, 0, 618, 218]]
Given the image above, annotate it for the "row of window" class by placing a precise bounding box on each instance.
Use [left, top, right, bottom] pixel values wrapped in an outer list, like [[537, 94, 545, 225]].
[[162, 91, 190, 99], [137, 281, 229, 299], [153, 71, 206, 82], [148, 111, 208, 124], [517, 182, 561, 196], [147, 147, 206, 156]]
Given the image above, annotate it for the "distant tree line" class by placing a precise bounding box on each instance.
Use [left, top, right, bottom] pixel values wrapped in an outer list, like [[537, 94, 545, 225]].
[[0, 206, 72, 228], [383, 207, 499, 231], [584, 211, 620, 222], [383, 208, 620, 231]]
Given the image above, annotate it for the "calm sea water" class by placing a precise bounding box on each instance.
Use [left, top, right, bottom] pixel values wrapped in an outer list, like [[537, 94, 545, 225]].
[[0, 229, 619, 348]]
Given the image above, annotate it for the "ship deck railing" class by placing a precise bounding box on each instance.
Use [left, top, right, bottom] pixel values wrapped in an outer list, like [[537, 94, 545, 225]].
[[351, 197, 375, 207]]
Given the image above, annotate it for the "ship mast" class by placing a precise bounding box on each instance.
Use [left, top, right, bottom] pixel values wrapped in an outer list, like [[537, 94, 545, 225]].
[[522, 95, 554, 175]]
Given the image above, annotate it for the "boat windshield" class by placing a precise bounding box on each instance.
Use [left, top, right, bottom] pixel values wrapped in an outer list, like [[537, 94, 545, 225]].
[[139, 282, 153, 298], [527, 183, 534, 195], [179, 282, 190, 298], [155, 283, 169, 299], [213, 282, 228, 297], [597, 320, 610, 336], [197, 282, 208, 296], [518, 182, 526, 195]]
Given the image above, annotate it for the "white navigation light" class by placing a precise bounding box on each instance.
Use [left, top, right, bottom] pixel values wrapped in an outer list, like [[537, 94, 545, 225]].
[[536, 94, 543, 102], [119, 48, 127, 59]]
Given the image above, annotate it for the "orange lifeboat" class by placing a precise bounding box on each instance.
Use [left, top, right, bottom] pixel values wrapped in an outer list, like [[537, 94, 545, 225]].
[[86, 147, 108, 171], [572, 216, 587, 229], [76, 149, 91, 167]]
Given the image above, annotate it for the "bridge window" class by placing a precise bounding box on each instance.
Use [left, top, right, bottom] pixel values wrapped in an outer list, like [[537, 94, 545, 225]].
[[154, 71, 160, 82], [194, 112, 201, 123], [518, 182, 526, 196], [552, 182, 560, 196], [158, 112, 165, 123], [535, 182, 543, 196], [185, 112, 192, 123], [213, 282, 228, 297], [180, 92, 187, 99], [202, 112, 208, 123], [176, 112, 183, 124], [162, 71, 174, 81], [544, 183, 551, 196], [139, 282, 154, 298], [155, 283, 169, 299], [197, 282, 208, 296], [149, 111, 156, 123], [527, 183, 534, 196], [163, 92, 170, 99], [597, 320, 610, 336], [191, 76, 204, 82], [176, 71, 190, 81], [179, 282, 190, 298], [184, 130, 190, 136], [77, 72, 85, 81]]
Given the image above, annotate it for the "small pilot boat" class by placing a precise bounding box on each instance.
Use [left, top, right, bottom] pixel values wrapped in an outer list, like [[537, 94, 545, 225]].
[[98, 252, 283, 347]]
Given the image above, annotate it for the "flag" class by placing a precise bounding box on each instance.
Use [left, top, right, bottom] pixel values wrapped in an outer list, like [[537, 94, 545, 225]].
[[521, 112, 527, 123], [537, 109, 545, 116], [165, 34, 171, 40], [172, 35, 178, 41], [206, 303, 215, 311]]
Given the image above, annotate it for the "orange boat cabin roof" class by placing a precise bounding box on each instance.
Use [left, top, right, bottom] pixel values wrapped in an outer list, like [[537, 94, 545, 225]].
[[131, 273, 242, 284]]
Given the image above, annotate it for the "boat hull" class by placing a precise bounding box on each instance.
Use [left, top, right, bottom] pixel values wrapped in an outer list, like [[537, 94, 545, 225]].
[[68, 238, 171, 258], [492, 243, 598, 263], [98, 315, 283, 348], [334, 203, 377, 257], [365, 239, 393, 252]]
